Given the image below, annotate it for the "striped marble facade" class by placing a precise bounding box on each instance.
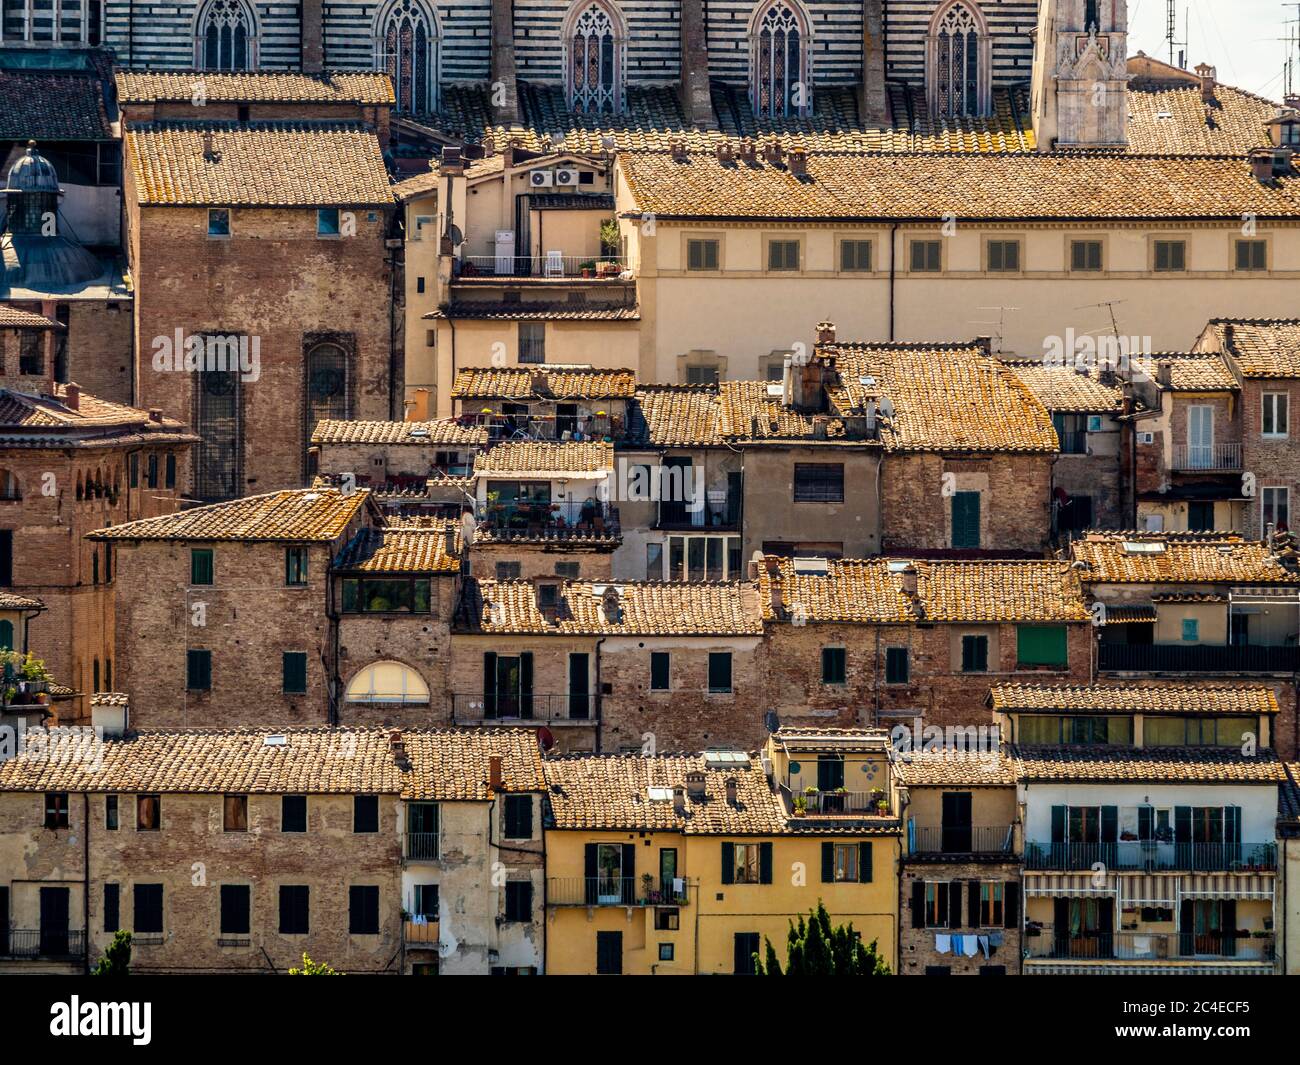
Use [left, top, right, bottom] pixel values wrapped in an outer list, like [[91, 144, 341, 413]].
[[885, 0, 1038, 87]]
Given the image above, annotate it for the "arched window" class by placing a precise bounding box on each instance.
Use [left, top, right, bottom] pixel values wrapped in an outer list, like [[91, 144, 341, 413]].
[[750, 0, 810, 119], [377, 0, 439, 114], [346, 661, 430, 704], [1084, 0, 1100, 31], [565, 1, 625, 114], [305, 342, 350, 443], [928, 1, 989, 119], [196, 0, 256, 71]]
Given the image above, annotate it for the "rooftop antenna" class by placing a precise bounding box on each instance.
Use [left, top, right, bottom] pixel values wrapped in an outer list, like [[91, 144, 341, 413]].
[[1166, 0, 1187, 68], [1283, 5, 1300, 98], [971, 306, 1019, 354]]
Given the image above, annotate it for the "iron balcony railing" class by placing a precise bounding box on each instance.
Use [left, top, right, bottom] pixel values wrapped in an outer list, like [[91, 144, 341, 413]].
[[792, 790, 891, 816], [911, 824, 1016, 855], [453, 692, 598, 724], [0, 929, 86, 959], [460, 411, 619, 443], [1099, 643, 1300, 673], [404, 832, 440, 861], [547, 877, 690, 907], [476, 500, 619, 538], [460, 255, 631, 280], [1172, 442, 1242, 471], [656, 494, 742, 530], [1024, 841, 1277, 872], [1024, 927, 1275, 962]]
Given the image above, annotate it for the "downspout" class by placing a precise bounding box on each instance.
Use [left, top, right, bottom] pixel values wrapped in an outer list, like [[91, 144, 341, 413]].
[[594, 636, 606, 751], [447, 317, 457, 417], [326, 559, 340, 725], [887, 223, 898, 341], [82, 792, 90, 974], [387, 234, 400, 421]]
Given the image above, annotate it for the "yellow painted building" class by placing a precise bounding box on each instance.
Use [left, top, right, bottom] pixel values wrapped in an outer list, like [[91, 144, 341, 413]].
[[542, 736, 900, 975]]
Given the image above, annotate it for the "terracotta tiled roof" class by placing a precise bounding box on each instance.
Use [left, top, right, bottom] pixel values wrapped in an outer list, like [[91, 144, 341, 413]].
[[461, 578, 764, 635], [715, 380, 874, 444], [1126, 64, 1276, 155], [0, 388, 194, 452], [617, 149, 1300, 222], [1206, 318, 1300, 378], [825, 342, 1059, 453], [1011, 745, 1286, 784], [0, 306, 62, 330], [125, 121, 394, 207], [762, 557, 1089, 624], [400, 727, 545, 800], [1132, 352, 1238, 391], [451, 367, 636, 400], [0, 591, 43, 610], [115, 71, 395, 105], [636, 384, 722, 446], [544, 753, 788, 834], [0, 728, 405, 793], [474, 440, 613, 475], [90, 488, 369, 542], [310, 418, 487, 446], [89, 692, 129, 706], [1070, 532, 1300, 584], [334, 524, 460, 573], [999, 360, 1124, 413], [771, 726, 891, 753], [0, 72, 111, 140], [892, 749, 1018, 787], [432, 303, 640, 321], [990, 682, 1279, 715]]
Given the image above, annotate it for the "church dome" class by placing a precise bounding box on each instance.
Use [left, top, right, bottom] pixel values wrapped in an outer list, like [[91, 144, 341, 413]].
[[4, 142, 60, 195]]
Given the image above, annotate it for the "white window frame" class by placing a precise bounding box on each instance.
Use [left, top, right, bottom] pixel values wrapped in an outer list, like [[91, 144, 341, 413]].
[[1262, 392, 1289, 439], [1262, 485, 1290, 532]]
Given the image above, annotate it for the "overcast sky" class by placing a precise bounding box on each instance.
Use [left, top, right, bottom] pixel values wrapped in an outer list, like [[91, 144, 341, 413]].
[[1128, 0, 1299, 101]]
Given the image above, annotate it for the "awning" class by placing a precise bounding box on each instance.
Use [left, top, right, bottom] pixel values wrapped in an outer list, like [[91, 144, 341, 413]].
[[1180, 873, 1275, 900], [1099, 605, 1157, 625], [1121, 874, 1179, 907], [1024, 872, 1117, 897], [1026, 963, 1273, 976]]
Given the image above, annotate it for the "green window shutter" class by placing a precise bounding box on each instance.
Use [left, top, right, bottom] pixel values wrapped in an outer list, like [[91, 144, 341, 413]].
[[482, 651, 498, 717], [191, 548, 213, 586], [721, 841, 735, 885], [1017, 625, 1068, 667], [951, 492, 980, 549], [282, 652, 307, 694], [885, 647, 909, 684], [858, 841, 872, 883], [759, 842, 773, 884], [187, 649, 211, 691], [821, 842, 834, 883]]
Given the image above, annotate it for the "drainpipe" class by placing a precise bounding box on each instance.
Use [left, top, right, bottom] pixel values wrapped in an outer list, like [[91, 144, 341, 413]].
[[887, 224, 898, 341], [594, 636, 606, 751], [387, 237, 400, 421], [82, 792, 90, 975]]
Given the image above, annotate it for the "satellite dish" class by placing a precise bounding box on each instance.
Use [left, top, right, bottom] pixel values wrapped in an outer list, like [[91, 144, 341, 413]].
[[460, 509, 477, 546], [878, 396, 895, 419], [447, 223, 464, 248]]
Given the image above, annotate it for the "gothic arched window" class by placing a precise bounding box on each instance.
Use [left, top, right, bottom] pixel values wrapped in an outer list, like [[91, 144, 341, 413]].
[[197, 0, 255, 71], [1085, 0, 1100, 31], [928, 1, 989, 119], [566, 1, 624, 113], [377, 0, 439, 114], [750, 0, 810, 118], [305, 342, 350, 450]]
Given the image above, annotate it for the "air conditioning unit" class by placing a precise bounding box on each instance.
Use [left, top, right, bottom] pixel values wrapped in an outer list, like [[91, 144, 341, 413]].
[[554, 167, 579, 186], [529, 170, 554, 188]]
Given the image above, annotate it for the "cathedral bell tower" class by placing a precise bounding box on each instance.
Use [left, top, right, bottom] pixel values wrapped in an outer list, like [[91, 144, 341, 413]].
[[1030, 0, 1129, 149]]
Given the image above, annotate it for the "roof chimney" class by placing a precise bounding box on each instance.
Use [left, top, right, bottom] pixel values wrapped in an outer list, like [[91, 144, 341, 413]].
[[529, 367, 550, 395], [389, 729, 410, 770], [202, 130, 216, 161], [900, 563, 919, 599], [815, 320, 836, 346], [488, 754, 503, 793], [63, 382, 80, 411], [1156, 358, 1174, 388], [669, 138, 687, 163], [601, 585, 622, 624], [717, 141, 735, 165], [762, 140, 784, 166], [787, 147, 807, 177], [1249, 147, 1276, 183], [440, 145, 464, 176], [443, 523, 457, 557], [672, 786, 686, 815], [768, 575, 784, 620], [685, 770, 706, 800], [724, 777, 738, 806], [1195, 63, 1216, 103], [738, 137, 757, 164]]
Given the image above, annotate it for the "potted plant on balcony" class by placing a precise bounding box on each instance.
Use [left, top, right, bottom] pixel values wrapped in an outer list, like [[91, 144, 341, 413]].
[[579, 259, 597, 279], [640, 873, 654, 904], [793, 794, 807, 815]]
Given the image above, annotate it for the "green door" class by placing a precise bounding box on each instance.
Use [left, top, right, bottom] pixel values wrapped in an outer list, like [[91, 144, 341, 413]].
[[952, 491, 981, 549]]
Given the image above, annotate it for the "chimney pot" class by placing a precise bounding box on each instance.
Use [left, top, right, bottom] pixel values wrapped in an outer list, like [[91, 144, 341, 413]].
[[685, 770, 706, 799], [148, 407, 163, 423], [900, 563, 919, 599], [815, 320, 836, 345], [738, 138, 757, 164], [669, 138, 687, 163], [63, 382, 80, 411], [1195, 63, 1217, 102], [203, 131, 215, 160], [1156, 358, 1174, 388], [787, 148, 807, 177], [672, 786, 686, 814], [443, 523, 457, 557], [724, 777, 738, 805], [717, 141, 735, 165], [488, 754, 503, 792], [1249, 148, 1276, 183]]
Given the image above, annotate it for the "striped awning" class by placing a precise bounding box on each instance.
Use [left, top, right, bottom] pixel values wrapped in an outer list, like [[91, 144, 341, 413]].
[[1180, 873, 1274, 900], [1121, 874, 1179, 907], [1026, 963, 1273, 976], [1024, 872, 1117, 897]]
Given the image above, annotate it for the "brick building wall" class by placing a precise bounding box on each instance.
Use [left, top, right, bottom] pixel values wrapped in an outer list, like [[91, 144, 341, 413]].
[[900, 861, 1022, 975], [127, 202, 395, 498], [470, 541, 614, 582], [881, 453, 1053, 553], [1240, 379, 1300, 538]]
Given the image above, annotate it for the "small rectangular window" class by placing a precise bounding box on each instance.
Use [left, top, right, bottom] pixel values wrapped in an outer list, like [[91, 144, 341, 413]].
[[987, 239, 1020, 272], [223, 794, 248, 832], [503, 881, 533, 922], [129, 454, 139, 488], [354, 795, 379, 833], [104, 883, 120, 933], [285, 547, 309, 586], [1181, 617, 1199, 642], [961, 634, 989, 673], [137, 794, 160, 831], [349, 885, 380, 934], [821, 647, 846, 685], [840, 239, 872, 272], [44, 792, 69, 829], [687, 238, 720, 271], [220, 884, 250, 935], [282, 795, 307, 832], [191, 548, 214, 586], [1263, 392, 1289, 438], [659, 942, 674, 961], [1153, 239, 1186, 271], [317, 208, 341, 237], [186, 649, 212, 691], [685, 364, 719, 385], [503, 794, 533, 840], [208, 208, 230, 237], [708, 652, 733, 694], [793, 463, 845, 503], [1236, 239, 1267, 271], [165, 453, 177, 489], [1264, 485, 1290, 530], [767, 239, 800, 271], [554, 561, 580, 579], [518, 321, 545, 364], [1071, 240, 1103, 272], [105, 794, 118, 831], [133, 883, 164, 934], [279, 885, 310, 934], [650, 651, 670, 691], [885, 646, 909, 684], [910, 240, 942, 272], [495, 561, 522, 581], [282, 651, 308, 695]]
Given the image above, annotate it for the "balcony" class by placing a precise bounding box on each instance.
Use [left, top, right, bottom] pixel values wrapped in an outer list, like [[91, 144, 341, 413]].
[[910, 824, 1016, 856], [403, 917, 441, 947], [656, 494, 742, 531], [1024, 927, 1275, 963], [459, 255, 631, 281], [476, 501, 619, 540], [459, 411, 622, 444], [1172, 442, 1242, 472], [1098, 642, 1300, 673], [0, 929, 85, 960], [1024, 841, 1276, 873], [404, 832, 440, 862], [452, 692, 597, 725], [547, 877, 690, 907], [791, 790, 891, 817]]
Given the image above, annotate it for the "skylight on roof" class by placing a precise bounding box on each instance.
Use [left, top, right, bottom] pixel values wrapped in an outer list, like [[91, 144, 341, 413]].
[[263, 734, 287, 747], [647, 786, 674, 802], [887, 560, 911, 573], [766, 383, 784, 397], [792, 557, 830, 575], [1122, 541, 1167, 554], [703, 750, 750, 767]]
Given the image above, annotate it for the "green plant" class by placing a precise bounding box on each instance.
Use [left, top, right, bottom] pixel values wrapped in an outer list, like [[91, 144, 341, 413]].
[[599, 217, 620, 256], [0, 650, 50, 683], [578, 259, 597, 273], [793, 795, 807, 814], [752, 901, 891, 976], [289, 953, 343, 975], [91, 930, 132, 975]]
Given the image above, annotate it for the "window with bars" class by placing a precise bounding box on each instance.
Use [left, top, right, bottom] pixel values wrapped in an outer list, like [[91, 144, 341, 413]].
[[793, 463, 844, 503]]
